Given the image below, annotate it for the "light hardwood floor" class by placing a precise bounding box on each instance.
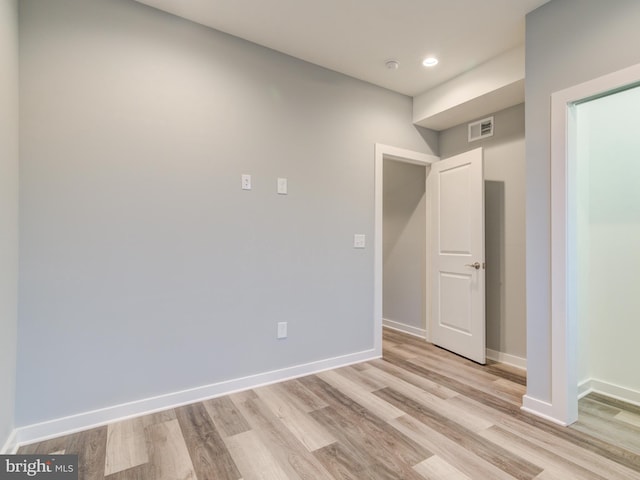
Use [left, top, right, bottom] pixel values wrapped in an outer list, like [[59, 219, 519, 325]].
[[19, 329, 640, 479]]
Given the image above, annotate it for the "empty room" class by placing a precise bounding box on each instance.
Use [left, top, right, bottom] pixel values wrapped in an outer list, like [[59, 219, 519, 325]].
[[2, 0, 640, 478]]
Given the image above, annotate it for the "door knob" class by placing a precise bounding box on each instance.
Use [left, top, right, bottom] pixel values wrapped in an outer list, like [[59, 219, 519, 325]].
[[465, 262, 481, 270]]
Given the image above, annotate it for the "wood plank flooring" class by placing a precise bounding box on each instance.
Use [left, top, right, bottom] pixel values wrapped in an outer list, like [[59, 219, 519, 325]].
[[18, 328, 640, 479]]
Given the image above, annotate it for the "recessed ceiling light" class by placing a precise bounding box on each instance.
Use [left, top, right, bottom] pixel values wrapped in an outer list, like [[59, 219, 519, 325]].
[[385, 60, 400, 70], [422, 57, 439, 67]]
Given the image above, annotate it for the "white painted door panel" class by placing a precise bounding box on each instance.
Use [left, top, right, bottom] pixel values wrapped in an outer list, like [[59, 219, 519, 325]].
[[431, 148, 485, 364]]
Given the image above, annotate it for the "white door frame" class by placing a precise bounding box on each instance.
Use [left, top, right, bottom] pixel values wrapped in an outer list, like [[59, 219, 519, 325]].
[[373, 144, 439, 356], [547, 63, 640, 425]]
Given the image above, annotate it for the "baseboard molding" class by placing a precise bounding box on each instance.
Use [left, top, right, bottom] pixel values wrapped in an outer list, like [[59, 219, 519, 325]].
[[521, 395, 570, 426], [15, 348, 378, 447], [382, 323, 527, 371], [485, 349, 527, 370], [382, 319, 426, 339], [1, 429, 17, 454], [0, 429, 18, 455], [577, 379, 592, 399], [577, 378, 640, 407]]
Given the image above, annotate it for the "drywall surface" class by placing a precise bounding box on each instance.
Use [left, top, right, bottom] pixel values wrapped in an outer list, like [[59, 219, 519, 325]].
[[576, 86, 640, 396], [0, 0, 19, 451], [413, 46, 524, 131], [383, 160, 426, 333], [440, 104, 526, 360], [17, 0, 436, 425], [526, 0, 640, 402]]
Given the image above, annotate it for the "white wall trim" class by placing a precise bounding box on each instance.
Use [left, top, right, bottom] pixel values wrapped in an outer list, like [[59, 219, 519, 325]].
[[577, 379, 592, 400], [382, 321, 527, 372], [1, 429, 17, 454], [578, 379, 640, 407], [486, 349, 526, 370], [545, 62, 640, 426], [14, 348, 377, 447], [382, 319, 426, 339], [374, 143, 438, 357], [521, 396, 570, 426], [413, 45, 524, 131]]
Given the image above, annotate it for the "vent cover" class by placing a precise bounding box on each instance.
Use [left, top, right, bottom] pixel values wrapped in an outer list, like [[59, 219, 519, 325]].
[[468, 116, 494, 142]]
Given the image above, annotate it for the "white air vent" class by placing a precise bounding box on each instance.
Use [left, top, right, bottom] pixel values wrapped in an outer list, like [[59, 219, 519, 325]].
[[468, 116, 494, 142]]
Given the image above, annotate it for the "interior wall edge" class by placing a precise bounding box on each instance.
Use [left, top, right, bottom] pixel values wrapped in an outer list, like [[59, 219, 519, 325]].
[[0, 430, 17, 455], [0, 0, 19, 455]]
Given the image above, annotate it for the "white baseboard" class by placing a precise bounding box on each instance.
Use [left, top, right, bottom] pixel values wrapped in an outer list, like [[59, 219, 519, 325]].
[[523, 379, 640, 427], [485, 349, 527, 370], [382, 319, 426, 339], [383, 323, 527, 371], [521, 395, 570, 426], [577, 378, 640, 407], [577, 379, 592, 399], [15, 348, 378, 447], [1, 429, 17, 454]]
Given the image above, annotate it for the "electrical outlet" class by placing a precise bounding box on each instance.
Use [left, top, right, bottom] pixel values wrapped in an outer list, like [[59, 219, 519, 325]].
[[277, 322, 287, 339], [353, 234, 366, 248], [241, 174, 252, 190]]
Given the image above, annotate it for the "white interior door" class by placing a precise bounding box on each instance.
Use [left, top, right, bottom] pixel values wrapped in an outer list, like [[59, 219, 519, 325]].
[[430, 148, 485, 364]]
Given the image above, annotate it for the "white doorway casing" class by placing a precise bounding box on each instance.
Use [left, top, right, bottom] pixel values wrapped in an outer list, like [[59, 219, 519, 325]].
[[522, 62, 640, 426], [374, 144, 438, 356]]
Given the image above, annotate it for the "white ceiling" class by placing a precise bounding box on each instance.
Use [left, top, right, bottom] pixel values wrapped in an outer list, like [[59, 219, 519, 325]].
[[134, 0, 549, 97]]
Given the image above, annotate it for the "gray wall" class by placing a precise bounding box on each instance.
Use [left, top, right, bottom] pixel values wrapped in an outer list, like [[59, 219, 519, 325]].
[[0, 0, 19, 450], [526, 0, 640, 401], [383, 160, 426, 333], [16, 0, 436, 426], [440, 104, 526, 359]]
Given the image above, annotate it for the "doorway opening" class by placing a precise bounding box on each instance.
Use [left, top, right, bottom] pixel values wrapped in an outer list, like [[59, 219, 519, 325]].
[[373, 144, 436, 357], [381, 159, 428, 339], [575, 84, 640, 409], [548, 62, 640, 426], [374, 144, 486, 365]]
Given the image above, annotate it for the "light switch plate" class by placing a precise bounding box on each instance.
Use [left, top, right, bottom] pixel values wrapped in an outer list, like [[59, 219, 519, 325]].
[[277, 322, 288, 339], [277, 177, 288, 195], [354, 234, 366, 248], [241, 174, 252, 190]]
